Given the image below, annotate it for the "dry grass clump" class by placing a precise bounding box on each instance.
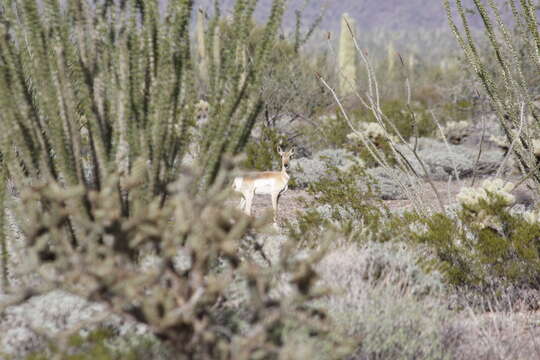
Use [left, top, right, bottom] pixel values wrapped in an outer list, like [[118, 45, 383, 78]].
[[312, 241, 540, 360], [453, 310, 540, 360], [315, 242, 455, 360]]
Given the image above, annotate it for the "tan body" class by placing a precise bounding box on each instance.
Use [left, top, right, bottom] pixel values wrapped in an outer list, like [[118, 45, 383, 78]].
[[233, 147, 294, 222]]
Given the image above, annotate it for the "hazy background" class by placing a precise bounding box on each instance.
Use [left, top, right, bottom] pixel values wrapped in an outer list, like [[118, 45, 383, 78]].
[[195, 0, 499, 32]]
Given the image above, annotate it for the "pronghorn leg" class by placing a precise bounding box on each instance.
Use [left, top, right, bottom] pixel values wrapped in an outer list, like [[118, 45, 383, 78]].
[[244, 188, 255, 216], [239, 196, 246, 211], [271, 192, 279, 223]]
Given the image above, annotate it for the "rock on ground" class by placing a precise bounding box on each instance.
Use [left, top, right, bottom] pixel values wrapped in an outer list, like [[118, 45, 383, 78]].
[[0, 290, 147, 359]]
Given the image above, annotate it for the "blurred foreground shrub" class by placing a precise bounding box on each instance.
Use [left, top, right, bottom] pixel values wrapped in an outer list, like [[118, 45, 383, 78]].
[[6, 161, 349, 358], [25, 328, 163, 360], [0, 1, 354, 358]]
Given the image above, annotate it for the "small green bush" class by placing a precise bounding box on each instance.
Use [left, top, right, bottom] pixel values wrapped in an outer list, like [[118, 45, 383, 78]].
[[350, 99, 435, 140], [386, 180, 540, 291], [304, 112, 352, 151], [345, 130, 398, 168], [26, 328, 164, 360], [286, 161, 387, 247], [242, 126, 287, 171]]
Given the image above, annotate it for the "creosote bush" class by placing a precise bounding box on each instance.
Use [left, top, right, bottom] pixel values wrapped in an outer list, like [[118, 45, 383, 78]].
[[350, 99, 435, 140], [311, 113, 352, 151], [287, 161, 387, 247], [235, 14, 334, 168], [242, 125, 286, 171], [387, 179, 540, 294]]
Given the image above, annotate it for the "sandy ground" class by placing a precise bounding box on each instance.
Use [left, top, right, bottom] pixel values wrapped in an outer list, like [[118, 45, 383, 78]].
[[242, 176, 537, 222]]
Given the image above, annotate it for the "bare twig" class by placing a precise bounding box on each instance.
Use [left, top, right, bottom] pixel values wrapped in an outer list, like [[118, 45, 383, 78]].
[[471, 115, 487, 186], [432, 110, 461, 183], [322, 22, 447, 213], [510, 161, 540, 192]]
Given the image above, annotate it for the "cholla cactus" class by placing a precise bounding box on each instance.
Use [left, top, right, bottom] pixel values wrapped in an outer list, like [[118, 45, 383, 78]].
[[523, 209, 540, 224], [10, 163, 339, 357], [490, 135, 509, 152], [457, 179, 515, 232], [457, 178, 515, 208], [338, 13, 358, 96], [438, 120, 470, 144]]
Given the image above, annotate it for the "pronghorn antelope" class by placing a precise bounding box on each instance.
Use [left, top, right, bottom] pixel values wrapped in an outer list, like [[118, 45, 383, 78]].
[[233, 146, 295, 222]]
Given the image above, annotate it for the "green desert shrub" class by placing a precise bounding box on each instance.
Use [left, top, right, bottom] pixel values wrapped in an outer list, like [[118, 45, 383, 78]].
[[388, 179, 540, 290], [215, 6, 332, 162], [339, 100, 434, 168], [287, 161, 387, 247], [345, 122, 399, 168], [300, 112, 351, 152], [242, 125, 287, 171], [350, 99, 435, 140]]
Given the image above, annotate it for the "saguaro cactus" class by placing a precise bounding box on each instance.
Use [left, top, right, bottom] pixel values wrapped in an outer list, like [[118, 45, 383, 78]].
[[196, 8, 209, 85], [387, 42, 396, 75], [338, 13, 358, 96]]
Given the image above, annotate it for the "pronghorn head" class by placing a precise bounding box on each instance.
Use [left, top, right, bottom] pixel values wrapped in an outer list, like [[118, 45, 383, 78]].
[[277, 145, 295, 171]]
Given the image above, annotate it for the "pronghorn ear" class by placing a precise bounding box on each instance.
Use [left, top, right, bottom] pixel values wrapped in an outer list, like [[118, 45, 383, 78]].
[[289, 147, 295, 157], [277, 145, 284, 155]]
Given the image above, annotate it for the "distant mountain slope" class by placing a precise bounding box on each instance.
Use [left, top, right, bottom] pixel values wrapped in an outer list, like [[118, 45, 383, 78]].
[[197, 0, 497, 32]]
